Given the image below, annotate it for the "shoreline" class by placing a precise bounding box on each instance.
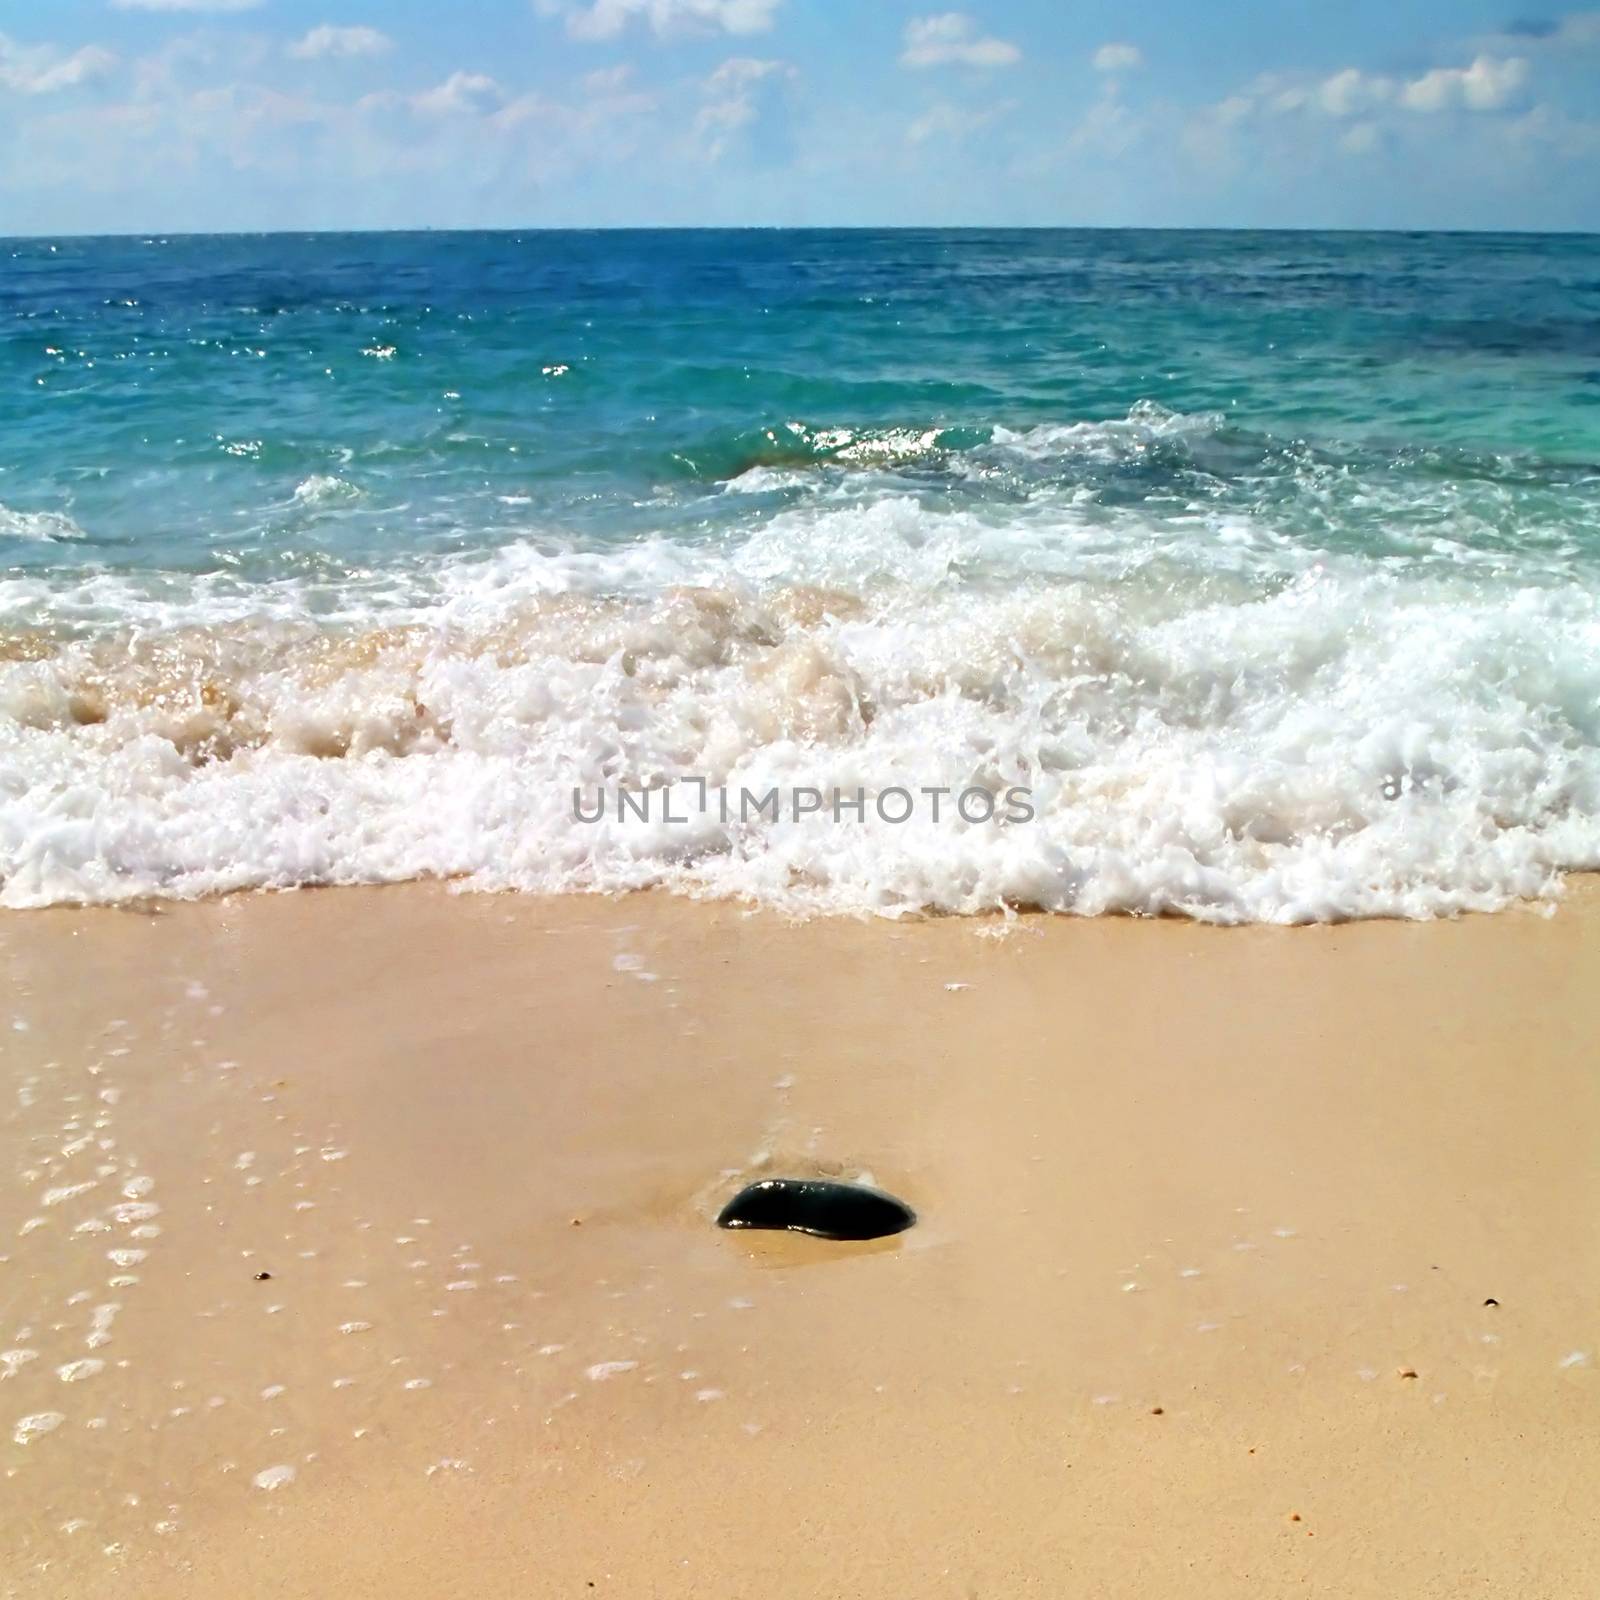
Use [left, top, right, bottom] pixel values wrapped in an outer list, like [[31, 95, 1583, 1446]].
[[5, 862, 1592, 925], [3, 883, 1598, 1596]]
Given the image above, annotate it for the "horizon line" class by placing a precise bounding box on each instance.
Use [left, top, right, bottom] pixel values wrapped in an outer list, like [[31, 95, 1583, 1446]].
[[5, 222, 1600, 244]]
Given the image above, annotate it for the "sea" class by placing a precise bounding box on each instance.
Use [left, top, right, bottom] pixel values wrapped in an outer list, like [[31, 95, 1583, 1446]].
[[3, 227, 1599, 919]]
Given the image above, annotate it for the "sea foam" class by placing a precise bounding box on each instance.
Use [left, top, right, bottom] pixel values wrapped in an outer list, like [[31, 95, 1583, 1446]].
[[0, 503, 85, 543], [4, 443, 1600, 920]]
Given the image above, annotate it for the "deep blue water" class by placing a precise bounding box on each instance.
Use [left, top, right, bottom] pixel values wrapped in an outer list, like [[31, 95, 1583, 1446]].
[[3, 229, 1598, 589]]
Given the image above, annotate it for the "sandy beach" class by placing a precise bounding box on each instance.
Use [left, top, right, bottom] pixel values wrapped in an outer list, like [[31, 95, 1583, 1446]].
[[3, 885, 1597, 1597]]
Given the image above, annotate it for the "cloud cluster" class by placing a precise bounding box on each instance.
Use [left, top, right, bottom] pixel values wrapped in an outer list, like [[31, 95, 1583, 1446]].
[[694, 55, 792, 158], [4, 2, 1596, 231], [1092, 43, 1143, 74], [901, 13, 1021, 70], [109, 0, 263, 12], [538, 0, 781, 42], [289, 26, 394, 62], [1400, 55, 1528, 113], [409, 71, 505, 117], [0, 34, 117, 95], [1240, 53, 1530, 122], [906, 99, 1010, 144]]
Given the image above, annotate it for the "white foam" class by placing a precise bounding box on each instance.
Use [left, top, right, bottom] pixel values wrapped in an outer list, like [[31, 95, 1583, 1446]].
[[1, 1349, 39, 1380], [0, 503, 84, 542], [989, 401, 1223, 465], [6, 439, 1600, 921], [291, 475, 361, 507], [13, 1411, 66, 1445], [85, 1304, 120, 1350], [723, 464, 812, 495]]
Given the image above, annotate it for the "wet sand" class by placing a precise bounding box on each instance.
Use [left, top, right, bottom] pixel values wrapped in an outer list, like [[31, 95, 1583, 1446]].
[[2, 885, 1598, 1598]]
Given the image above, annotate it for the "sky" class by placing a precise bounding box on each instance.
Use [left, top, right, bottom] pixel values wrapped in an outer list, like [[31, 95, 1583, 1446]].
[[1, 1, 1598, 234]]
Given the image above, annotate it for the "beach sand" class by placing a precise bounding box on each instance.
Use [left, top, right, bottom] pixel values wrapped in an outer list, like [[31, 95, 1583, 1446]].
[[3, 884, 1598, 1598]]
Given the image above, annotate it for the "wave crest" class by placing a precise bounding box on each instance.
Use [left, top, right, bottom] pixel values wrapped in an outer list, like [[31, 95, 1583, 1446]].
[[4, 491, 1600, 919], [0, 503, 86, 543]]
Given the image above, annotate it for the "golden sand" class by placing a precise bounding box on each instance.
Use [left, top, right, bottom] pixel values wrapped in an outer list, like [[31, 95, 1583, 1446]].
[[2, 885, 1598, 1597]]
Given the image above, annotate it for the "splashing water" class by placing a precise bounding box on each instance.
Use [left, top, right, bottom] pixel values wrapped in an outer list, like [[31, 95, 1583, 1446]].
[[3, 229, 1600, 919]]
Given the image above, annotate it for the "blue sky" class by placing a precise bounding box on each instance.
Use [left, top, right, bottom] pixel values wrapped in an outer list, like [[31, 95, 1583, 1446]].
[[1, 1, 1597, 233]]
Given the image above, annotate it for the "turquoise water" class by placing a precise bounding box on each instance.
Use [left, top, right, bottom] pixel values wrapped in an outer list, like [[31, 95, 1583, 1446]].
[[3, 229, 1600, 916]]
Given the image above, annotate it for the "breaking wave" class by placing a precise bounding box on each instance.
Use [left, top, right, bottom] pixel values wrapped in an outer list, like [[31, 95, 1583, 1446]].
[[5, 415, 1600, 919]]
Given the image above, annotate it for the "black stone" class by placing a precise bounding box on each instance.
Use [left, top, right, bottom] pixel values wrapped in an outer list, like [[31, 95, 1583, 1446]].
[[716, 1178, 915, 1241]]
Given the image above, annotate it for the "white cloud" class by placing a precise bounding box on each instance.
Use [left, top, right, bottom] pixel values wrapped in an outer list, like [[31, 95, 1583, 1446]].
[[1232, 53, 1528, 125], [0, 35, 117, 95], [110, 0, 263, 12], [1315, 67, 1391, 117], [289, 26, 394, 61], [906, 99, 1008, 143], [495, 71, 656, 139], [1339, 120, 1381, 154], [1247, 69, 1391, 118], [694, 55, 791, 158], [581, 63, 635, 95], [575, 63, 656, 117], [1067, 94, 1142, 156], [901, 14, 1021, 70], [410, 71, 506, 116], [1092, 43, 1142, 74], [1399, 55, 1528, 113], [1502, 100, 1600, 158], [538, 0, 780, 42]]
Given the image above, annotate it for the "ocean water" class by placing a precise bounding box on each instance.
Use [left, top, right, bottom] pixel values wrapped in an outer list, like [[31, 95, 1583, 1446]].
[[3, 227, 1600, 918]]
